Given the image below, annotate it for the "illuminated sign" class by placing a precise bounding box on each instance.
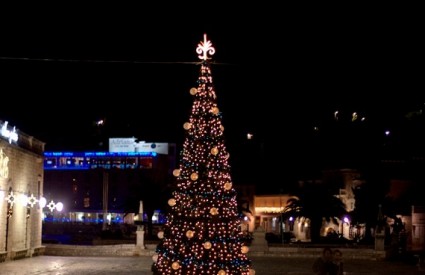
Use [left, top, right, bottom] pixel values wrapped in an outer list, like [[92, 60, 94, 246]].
[[1, 121, 18, 144], [135, 142, 169, 155], [109, 138, 170, 155], [109, 138, 137, 152]]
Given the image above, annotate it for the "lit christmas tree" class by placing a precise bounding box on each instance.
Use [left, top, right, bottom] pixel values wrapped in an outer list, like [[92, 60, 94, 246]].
[[152, 34, 254, 275]]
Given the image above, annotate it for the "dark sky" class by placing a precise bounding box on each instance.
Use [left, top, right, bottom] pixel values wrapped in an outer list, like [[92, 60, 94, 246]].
[[1, 6, 424, 189]]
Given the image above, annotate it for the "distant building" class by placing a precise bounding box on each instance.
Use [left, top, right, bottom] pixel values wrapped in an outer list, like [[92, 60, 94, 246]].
[[327, 168, 365, 212], [250, 169, 367, 243], [43, 141, 176, 226], [253, 194, 293, 233], [0, 120, 45, 261]]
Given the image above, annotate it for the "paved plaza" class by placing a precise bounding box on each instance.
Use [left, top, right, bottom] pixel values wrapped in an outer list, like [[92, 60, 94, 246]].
[[0, 255, 424, 275]]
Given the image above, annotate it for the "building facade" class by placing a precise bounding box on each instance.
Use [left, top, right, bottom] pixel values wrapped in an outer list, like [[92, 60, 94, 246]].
[[43, 143, 176, 227], [250, 169, 367, 243], [0, 120, 45, 262]]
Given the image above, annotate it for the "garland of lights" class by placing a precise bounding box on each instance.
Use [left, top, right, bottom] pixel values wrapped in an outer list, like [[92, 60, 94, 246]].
[[1, 188, 63, 216]]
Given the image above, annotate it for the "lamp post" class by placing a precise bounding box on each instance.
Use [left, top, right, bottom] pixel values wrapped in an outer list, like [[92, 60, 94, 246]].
[[289, 216, 294, 231], [279, 190, 285, 244], [343, 216, 350, 239], [135, 201, 145, 249], [279, 193, 284, 244], [102, 170, 109, 231], [4, 187, 14, 251], [281, 212, 284, 244]]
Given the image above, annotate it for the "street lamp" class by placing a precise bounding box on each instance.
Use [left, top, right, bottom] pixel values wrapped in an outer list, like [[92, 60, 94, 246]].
[[289, 216, 294, 231], [343, 216, 350, 239], [39, 197, 47, 209], [56, 202, 64, 212]]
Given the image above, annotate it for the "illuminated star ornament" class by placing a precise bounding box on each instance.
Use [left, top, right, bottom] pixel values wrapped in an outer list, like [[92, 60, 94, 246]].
[[5, 190, 16, 207], [47, 200, 56, 212], [27, 194, 38, 208], [196, 33, 215, 60]]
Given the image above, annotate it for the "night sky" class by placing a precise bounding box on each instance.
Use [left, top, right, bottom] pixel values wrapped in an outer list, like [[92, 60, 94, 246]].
[[1, 7, 424, 191]]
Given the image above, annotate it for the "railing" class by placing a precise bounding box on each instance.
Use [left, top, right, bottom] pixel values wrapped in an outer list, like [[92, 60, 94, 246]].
[[32, 246, 46, 257], [11, 249, 28, 260], [0, 251, 7, 262]]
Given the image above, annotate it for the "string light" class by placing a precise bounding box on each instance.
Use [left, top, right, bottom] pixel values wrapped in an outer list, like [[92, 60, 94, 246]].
[[27, 194, 38, 207], [47, 200, 57, 212], [0, 187, 62, 218], [5, 190, 16, 207]]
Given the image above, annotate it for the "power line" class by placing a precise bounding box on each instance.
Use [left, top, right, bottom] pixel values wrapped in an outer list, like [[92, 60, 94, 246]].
[[0, 56, 235, 66]]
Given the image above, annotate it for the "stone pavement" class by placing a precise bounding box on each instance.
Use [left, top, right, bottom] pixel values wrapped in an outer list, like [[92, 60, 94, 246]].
[[0, 255, 424, 275]]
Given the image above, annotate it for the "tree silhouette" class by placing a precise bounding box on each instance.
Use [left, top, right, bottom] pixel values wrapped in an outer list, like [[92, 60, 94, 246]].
[[350, 178, 388, 241], [283, 182, 346, 243]]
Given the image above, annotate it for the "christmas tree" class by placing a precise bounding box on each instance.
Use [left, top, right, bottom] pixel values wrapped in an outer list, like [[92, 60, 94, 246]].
[[152, 34, 254, 275]]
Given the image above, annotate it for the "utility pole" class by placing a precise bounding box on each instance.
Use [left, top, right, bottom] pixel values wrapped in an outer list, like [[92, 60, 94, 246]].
[[102, 170, 109, 231]]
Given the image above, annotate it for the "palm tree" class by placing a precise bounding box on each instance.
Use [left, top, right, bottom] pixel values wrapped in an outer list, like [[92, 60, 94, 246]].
[[350, 179, 388, 242], [282, 182, 347, 243]]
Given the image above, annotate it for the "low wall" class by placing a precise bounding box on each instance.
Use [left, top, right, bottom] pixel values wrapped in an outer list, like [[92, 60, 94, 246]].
[[43, 243, 384, 260], [0, 246, 45, 262], [0, 251, 7, 263], [44, 244, 157, 257], [263, 246, 386, 260], [11, 249, 28, 260]]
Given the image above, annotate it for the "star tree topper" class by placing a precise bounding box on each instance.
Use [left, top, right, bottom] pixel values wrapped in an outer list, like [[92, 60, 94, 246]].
[[196, 33, 215, 60]]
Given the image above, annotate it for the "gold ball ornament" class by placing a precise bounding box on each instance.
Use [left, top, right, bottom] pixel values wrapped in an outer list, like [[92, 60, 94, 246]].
[[211, 147, 219, 155], [152, 254, 158, 263], [168, 198, 176, 207], [218, 270, 226, 275], [224, 182, 232, 190], [241, 245, 249, 254], [171, 262, 180, 270], [186, 230, 194, 239], [211, 107, 219, 115], [224, 153, 230, 160], [220, 125, 224, 132], [249, 269, 256, 275], [157, 231, 164, 239], [190, 173, 198, 181], [189, 87, 198, 95], [172, 169, 180, 177], [203, 241, 212, 249], [210, 207, 218, 216], [183, 122, 192, 130]]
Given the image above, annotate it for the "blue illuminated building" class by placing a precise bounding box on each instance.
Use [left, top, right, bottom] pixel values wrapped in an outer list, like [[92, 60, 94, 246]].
[[43, 147, 175, 225], [44, 151, 158, 170]]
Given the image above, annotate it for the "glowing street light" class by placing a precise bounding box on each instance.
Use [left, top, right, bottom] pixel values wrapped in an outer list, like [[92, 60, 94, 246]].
[[343, 216, 350, 239], [39, 197, 47, 209], [19, 193, 28, 207], [56, 202, 64, 212]]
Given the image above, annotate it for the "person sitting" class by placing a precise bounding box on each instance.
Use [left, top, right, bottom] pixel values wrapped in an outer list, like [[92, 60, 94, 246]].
[[330, 249, 344, 275], [312, 247, 333, 275]]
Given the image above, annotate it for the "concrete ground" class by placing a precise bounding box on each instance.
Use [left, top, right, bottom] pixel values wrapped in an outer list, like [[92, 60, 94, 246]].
[[0, 255, 424, 275]]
